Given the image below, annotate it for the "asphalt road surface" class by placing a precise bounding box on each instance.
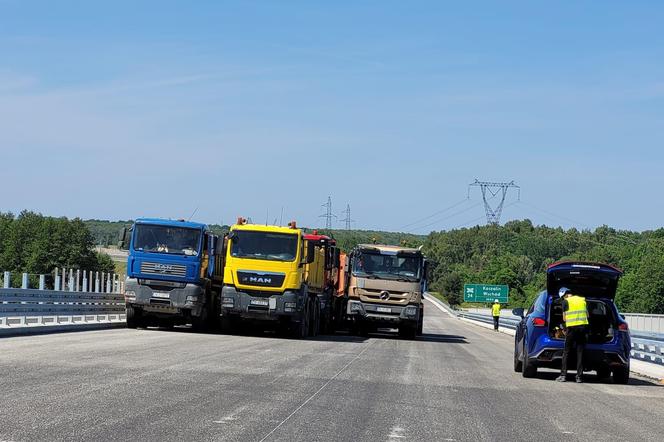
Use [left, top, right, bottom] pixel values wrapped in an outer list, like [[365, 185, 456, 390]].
[[2, 299, 664, 442]]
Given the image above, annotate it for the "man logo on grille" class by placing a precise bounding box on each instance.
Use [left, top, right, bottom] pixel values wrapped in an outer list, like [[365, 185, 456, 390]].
[[248, 276, 272, 284], [155, 264, 173, 273]]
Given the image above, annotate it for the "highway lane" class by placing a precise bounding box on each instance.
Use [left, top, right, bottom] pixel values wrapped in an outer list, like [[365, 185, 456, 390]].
[[1, 300, 664, 442]]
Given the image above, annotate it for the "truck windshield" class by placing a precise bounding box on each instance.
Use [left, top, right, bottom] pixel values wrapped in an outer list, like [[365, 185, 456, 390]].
[[230, 231, 298, 262], [352, 252, 422, 281], [133, 225, 201, 256]]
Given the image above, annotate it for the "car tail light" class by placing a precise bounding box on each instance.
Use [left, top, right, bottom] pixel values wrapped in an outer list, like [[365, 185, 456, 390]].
[[618, 323, 629, 332], [532, 317, 547, 327]]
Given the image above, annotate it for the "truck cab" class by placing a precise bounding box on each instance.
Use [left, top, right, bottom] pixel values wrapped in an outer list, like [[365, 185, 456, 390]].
[[219, 219, 319, 338], [122, 218, 223, 330], [345, 244, 426, 338]]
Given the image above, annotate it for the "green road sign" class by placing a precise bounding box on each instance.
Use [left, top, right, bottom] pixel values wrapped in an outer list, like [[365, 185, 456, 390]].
[[463, 284, 509, 303]]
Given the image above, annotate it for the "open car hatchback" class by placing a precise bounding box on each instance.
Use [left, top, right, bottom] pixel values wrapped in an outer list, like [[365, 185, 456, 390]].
[[512, 261, 631, 383]]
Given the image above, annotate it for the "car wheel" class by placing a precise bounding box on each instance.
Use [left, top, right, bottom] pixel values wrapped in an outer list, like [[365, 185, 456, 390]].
[[521, 340, 537, 378], [596, 367, 611, 380], [612, 366, 630, 384], [513, 338, 523, 373]]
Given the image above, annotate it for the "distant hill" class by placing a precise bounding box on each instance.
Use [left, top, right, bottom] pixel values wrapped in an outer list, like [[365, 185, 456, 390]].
[[82, 220, 423, 252]]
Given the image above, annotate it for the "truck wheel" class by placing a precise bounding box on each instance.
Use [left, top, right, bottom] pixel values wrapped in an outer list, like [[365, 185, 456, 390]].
[[126, 305, 140, 329], [310, 298, 321, 337], [417, 313, 424, 336], [220, 315, 235, 334], [192, 305, 209, 332], [398, 324, 417, 339], [292, 299, 310, 339]]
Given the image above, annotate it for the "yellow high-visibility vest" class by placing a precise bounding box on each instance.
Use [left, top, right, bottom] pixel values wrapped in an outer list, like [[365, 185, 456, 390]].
[[564, 295, 589, 328], [492, 303, 501, 316]]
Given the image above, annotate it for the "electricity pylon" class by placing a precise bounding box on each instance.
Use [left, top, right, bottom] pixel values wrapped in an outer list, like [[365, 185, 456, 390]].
[[319, 196, 337, 229], [468, 179, 520, 225], [340, 203, 355, 230]]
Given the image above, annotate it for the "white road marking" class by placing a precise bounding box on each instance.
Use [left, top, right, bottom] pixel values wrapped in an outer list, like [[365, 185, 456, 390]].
[[213, 405, 247, 425], [387, 425, 406, 439], [258, 341, 374, 442]]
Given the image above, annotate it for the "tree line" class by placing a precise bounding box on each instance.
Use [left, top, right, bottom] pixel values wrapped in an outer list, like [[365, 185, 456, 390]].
[[423, 219, 664, 314], [79, 217, 664, 313], [0, 211, 115, 288]]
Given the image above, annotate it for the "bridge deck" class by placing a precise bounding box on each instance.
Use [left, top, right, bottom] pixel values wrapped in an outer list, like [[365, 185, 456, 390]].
[[1, 300, 663, 441]]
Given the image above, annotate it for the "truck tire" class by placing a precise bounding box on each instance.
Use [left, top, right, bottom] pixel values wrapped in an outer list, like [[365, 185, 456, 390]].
[[126, 304, 140, 329], [220, 315, 235, 334], [310, 298, 321, 337], [292, 298, 310, 339], [192, 305, 210, 332], [417, 310, 424, 336], [398, 324, 417, 339]]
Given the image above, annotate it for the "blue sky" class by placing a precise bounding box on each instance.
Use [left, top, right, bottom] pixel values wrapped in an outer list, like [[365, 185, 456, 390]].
[[1, 1, 663, 232]]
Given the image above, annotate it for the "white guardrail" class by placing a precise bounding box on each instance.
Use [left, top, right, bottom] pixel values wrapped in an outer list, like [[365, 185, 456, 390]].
[[0, 289, 126, 335], [425, 295, 664, 367]]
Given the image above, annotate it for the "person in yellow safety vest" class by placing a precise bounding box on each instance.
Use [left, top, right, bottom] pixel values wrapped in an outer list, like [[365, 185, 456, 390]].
[[491, 299, 501, 331], [556, 287, 589, 383]]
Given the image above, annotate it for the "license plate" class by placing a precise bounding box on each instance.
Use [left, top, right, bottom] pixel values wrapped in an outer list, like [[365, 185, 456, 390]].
[[377, 307, 392, 313], [250, 299, 269, 306], [152, 291, 170, 299]]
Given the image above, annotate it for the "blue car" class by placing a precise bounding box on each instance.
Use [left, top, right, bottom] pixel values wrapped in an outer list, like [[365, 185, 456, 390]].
[[513, 261, 631, 383]]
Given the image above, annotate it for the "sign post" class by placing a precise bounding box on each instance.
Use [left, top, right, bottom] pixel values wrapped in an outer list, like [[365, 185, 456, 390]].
[[463, 284, 509, 303]]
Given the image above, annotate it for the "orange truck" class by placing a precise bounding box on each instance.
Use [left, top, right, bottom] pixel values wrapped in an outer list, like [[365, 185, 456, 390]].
[[303, 232, 346, 333]]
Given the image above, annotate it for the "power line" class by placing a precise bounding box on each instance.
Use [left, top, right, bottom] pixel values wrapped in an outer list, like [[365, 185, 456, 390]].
[[514, 200, 641, 246], [397, 198, 470, 230], [468, 179, 520, 225], [411, 201, 485, 233]]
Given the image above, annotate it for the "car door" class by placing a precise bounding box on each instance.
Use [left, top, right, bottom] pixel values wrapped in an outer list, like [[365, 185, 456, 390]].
[[515, 295, 540, 358]]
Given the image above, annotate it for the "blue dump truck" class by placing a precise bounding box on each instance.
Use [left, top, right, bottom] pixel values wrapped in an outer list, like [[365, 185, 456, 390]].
[[120, 218, 224, 330]]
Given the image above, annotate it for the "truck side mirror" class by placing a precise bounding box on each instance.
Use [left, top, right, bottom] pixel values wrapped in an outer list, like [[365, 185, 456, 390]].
[[216, 237, 225, 256], [208, 235, 217, 255], [344, 255, 349, 272], [306, 241, 316, 264], [512, 308, 525, 318], [118, 227, 130, 250], [334, 248, 341, 268]]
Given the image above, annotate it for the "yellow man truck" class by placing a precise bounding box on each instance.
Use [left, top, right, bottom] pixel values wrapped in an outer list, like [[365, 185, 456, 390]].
[[344, 244, 427, 339], [219, 218, 320, 338]]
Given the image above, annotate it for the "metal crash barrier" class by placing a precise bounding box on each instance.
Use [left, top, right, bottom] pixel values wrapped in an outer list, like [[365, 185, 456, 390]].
[[0, 288, 126, 335]]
